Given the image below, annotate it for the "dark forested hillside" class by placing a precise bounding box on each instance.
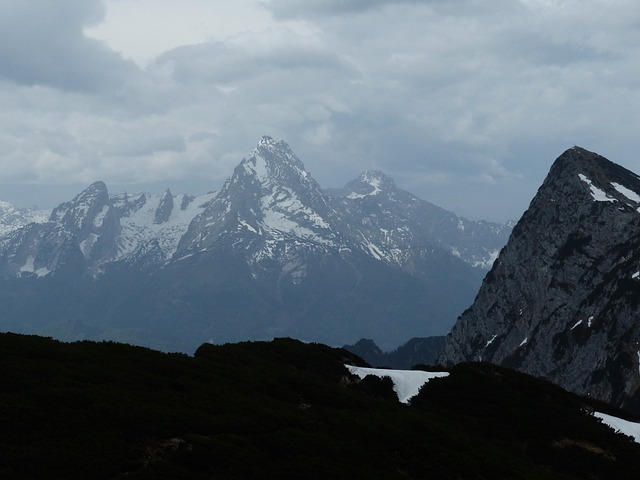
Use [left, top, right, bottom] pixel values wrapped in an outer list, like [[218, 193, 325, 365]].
[[0, 333, 638, 479]]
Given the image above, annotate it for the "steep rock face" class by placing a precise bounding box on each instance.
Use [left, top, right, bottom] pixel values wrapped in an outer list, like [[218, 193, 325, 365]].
[[0, 182, 121, 277], [176, 135, 341, 277], [440, 147, 640, 412], [154, 189, 174, 224], [50, 181, 122, 264]]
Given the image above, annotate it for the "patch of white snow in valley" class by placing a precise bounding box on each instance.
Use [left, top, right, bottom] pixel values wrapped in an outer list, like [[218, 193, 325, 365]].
[[570, 319, 583, 330], [633, 271, 640, 280], [519, 337, 528, 347], [588, 316, 594, 328], [346, 365, 448, 403], [611, 182, 640, 203], [486, 334, 497, 347], [117, 191, 216, 261], [594, 412, 640, 443], [578, 174, 615, 202]]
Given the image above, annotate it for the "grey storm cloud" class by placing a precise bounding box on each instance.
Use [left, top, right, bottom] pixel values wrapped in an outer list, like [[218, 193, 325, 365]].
[[155, 30, 350, 86], [1, 0, 640, 223], [105, 134, 187, 157], [0, 0, 138, 91], [265, 0, 425, 18]]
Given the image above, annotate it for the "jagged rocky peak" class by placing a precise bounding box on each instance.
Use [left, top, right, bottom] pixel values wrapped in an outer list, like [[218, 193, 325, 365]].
[[234, 135, 320, 193], [180, 194, 195, 211], [539, 146, 640, 205], [344, 170, 397, 198], [111, 191, 148, 217], [177, 135, 337, 255], [50, 181, 117, 233], [439, 146, 640, 412], [154, 189, 174, 224]]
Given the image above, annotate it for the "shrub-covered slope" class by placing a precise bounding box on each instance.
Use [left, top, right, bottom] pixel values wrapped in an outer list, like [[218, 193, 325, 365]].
[[0, 333, 638, 479]]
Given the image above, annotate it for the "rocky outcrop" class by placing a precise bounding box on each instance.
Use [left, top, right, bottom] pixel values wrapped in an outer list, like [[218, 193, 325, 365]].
[[440, 147, 640, 413]]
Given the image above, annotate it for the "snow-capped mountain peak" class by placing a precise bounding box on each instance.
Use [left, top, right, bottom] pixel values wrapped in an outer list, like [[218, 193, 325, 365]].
[[0, 201, 49, 237], [346, 170, 397, 199], [0, 136, 513, 354], [50, 181, 112, 231], [177, 137, 339, 257]]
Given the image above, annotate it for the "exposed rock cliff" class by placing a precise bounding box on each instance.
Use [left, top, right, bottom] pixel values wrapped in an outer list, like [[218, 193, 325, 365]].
[[440, 147, 640, 412]]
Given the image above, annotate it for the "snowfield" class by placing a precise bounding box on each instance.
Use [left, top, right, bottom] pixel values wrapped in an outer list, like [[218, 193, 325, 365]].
[[347, 365, 640, 444], [346, 365, 449, 403], [594, 412, 640, 443]]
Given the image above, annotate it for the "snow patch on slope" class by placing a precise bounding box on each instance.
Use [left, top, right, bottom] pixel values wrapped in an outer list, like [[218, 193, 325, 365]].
[[346, 365, 449, 403], [594, 412, 640, 443], [578, 174, 615, 202], [117, 191, 216, 261], [19, 256, 50, 278], [611, 182, 640, 203]]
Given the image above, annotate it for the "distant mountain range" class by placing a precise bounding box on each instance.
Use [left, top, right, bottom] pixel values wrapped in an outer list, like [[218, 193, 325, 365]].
[[0, 136, 511, 352], [0, 200, 48, 237], [440, 147, 640, 413]]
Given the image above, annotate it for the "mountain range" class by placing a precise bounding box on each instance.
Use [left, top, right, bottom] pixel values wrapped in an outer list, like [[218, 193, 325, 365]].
[[440, 147, 640, 413], [0, 136, 510, 352]]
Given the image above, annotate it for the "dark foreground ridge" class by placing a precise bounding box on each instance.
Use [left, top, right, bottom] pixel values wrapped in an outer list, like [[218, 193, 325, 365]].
[[0, 333, 639, 479]]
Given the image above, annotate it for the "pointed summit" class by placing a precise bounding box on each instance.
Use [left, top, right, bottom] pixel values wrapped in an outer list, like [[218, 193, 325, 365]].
[[440, 147, 640, 411], [545, 146, 640, 208], [50, 181, 114, 234], [239, 135, 316, 192], [154, 189, 174, 224], [177, 137, 337, 255]]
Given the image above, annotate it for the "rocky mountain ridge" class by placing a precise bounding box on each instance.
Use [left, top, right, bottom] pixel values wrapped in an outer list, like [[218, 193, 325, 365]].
[[440, 146, 640, 413], [0, 200, 48, 237], [0, 136, 510, 351]]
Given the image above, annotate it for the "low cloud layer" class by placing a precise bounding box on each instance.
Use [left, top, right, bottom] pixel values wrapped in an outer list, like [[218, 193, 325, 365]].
[[1, 0, 639, 221]]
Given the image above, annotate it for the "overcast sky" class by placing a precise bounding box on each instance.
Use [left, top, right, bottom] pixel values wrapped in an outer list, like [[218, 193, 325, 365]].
[[1, 0, 639, 221]]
